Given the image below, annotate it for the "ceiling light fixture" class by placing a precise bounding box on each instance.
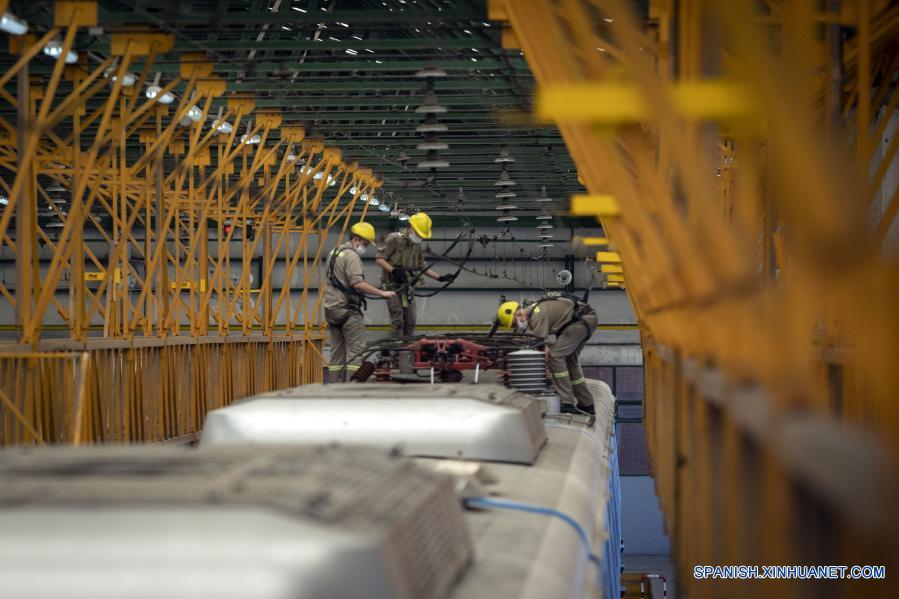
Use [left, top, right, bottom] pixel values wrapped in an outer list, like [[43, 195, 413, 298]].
[[145, 73, 175, 104], [146, 85, 175, 104], [187, 105, 203, 122], [104, 66, 136, 87], [309, 170, 337, 186], [210, 106, 232, 134], [0, 12, 28, 35], [43, 40, 78, 64], [43, 40, 63, 58]]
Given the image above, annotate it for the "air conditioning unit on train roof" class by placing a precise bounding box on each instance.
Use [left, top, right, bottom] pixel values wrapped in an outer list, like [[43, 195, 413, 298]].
[[200, 383, 547, 464], [0, 445, 472, 599]]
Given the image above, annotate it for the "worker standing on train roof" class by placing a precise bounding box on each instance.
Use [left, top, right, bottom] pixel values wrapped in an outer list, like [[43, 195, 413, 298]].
[[323, 222, 395, 382], [375, 211, 456, 344], [496, 294, 597, 416]]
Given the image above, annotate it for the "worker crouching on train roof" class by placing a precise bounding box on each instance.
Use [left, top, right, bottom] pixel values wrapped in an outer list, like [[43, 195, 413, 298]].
[[324, 222, 395, 382], [375, 211, 456, 371], [497, 294, 597, 416]]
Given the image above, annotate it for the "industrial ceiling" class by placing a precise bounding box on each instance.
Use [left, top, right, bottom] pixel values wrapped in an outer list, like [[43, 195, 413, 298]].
[[0, 0, 643, 226]]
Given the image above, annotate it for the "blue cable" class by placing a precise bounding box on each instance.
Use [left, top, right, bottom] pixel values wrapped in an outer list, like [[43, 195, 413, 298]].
[[463, 496, 604, 587]]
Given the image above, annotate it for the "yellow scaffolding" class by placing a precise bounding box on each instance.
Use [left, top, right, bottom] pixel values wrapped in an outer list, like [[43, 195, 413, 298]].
[[494, 0, 899, 596], [0, 19, 381, 445]]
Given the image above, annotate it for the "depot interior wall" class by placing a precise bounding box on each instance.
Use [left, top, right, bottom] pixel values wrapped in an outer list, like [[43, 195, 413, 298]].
[[620, 476, 671, 555]]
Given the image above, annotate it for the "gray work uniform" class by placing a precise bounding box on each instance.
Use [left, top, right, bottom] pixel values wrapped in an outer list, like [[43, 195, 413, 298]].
[[526, 297, 597, 408], [323, 242, 367, 382], [377, 231, 424, 338]]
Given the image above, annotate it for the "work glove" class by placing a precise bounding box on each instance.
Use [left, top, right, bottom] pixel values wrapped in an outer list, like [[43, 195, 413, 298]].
[[437, 272, 456, 283], [392, 267, 408, 284]]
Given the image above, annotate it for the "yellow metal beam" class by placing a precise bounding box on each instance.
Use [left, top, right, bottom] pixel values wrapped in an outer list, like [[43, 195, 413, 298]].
[[487, 0, 509, 21], [109, 33, 174, 56], [595, 251, 622, 263], [570, 194, 621, 217], [574, 236, 611, 248], [54, 1, 97, 27], [538, 80, 758, 124]]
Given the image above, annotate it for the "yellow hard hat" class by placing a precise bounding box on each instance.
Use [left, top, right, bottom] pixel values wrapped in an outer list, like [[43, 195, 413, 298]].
[[409, 211, 432, 240], [496, 301, 519, 329], [350, 221, 375, 243]]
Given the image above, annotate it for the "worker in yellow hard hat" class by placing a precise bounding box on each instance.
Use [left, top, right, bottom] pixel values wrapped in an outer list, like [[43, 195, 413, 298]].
[[376, 212, 456, 370], [496, 294, 597, 416], [323, 222, 395, 382]]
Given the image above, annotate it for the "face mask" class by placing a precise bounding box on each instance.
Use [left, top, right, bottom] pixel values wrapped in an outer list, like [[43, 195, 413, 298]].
[[409, 231, 422, 245], [354, 241, 369, 255], [514, 316, 528, 332]]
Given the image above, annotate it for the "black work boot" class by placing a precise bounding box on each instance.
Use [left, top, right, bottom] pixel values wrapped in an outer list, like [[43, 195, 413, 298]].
[[560, 403, 592, 417], [350, 361, 376, 382]]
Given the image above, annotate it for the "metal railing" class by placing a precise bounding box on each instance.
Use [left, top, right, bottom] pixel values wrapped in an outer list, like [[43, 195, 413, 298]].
[[0, 335, 323, 446]]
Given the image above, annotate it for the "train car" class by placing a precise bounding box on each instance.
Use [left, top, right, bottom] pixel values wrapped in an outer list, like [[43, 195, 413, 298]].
[[203, 378, 623, 598], [0, 379, 621, 598]]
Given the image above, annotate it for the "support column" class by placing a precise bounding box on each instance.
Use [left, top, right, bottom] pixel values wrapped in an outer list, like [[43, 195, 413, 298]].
[[71, 70, 85, 340], [15, 63, 35, 343], [262, 165, 273, 335]]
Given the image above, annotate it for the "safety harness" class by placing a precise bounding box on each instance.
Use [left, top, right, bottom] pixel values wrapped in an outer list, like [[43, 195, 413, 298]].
[[380, 233, 421, 308], [530, 293, 596, 390], [326, 245, 367, 327], [529, 292, 596, 339]]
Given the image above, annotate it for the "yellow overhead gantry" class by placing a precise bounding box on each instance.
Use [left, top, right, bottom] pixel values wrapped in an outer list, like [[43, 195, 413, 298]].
[[493, 0, 899, 597], [0, 2, 382, 445]]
